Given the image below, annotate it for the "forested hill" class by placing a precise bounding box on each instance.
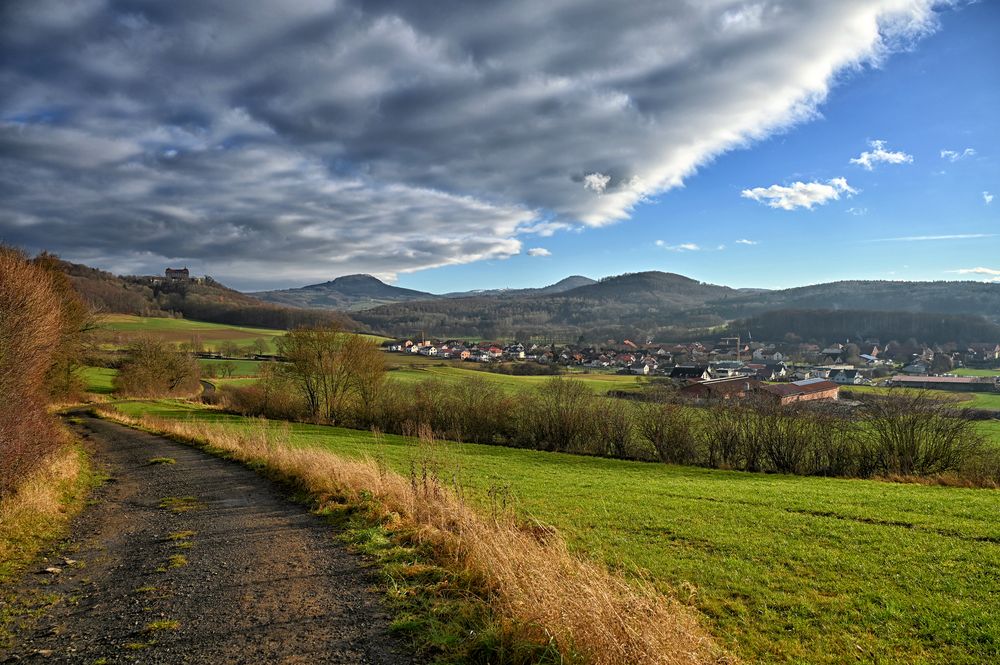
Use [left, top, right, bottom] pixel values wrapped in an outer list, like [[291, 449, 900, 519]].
[[54, 258, 358, 331], [353, 271, 748, 340], [352, 272, 1000, 342], [720, 309, 1000, 347], [704, 279, 1000, 321]]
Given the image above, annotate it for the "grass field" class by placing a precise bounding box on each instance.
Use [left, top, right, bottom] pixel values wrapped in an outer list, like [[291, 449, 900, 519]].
[[954, 368, 1000, 377], [387, 363, 648, 395], [198, 358, 266, 377], [846, 383, 1000, 412], [93, 314, 388, 352], [112, 398, 1000, 664], [93, 314, 287, 352], [80, 366, 117, 394]]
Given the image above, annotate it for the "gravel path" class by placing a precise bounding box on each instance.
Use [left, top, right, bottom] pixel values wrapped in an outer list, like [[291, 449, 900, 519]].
[[1, 414, 418, 664]]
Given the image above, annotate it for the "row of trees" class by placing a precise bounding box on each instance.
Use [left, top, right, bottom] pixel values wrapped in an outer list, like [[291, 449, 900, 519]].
[[0, 247, 90, 498], [215, 329, 996, 484]]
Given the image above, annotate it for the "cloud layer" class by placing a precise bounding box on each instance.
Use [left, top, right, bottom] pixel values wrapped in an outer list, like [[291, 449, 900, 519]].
[[0, 0, 940, 287]]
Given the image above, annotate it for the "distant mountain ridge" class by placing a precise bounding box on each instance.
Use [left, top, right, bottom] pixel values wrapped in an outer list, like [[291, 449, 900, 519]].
[[348, 271, 1000, 341], [252, 274, 435, 311], [253, 274, 599, 311]]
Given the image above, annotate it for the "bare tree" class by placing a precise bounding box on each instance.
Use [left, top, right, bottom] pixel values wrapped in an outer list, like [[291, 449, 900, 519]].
[[278, 326, 384, 423]]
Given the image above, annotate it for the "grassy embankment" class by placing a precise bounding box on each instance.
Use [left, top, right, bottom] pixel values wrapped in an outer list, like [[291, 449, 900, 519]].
[[92, 314, 388, 353], [0, 443, 98, 644], [110, 398, 1000, 664]]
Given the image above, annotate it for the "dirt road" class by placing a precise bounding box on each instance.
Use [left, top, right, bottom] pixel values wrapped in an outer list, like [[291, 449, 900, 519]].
[[1, 414, 418, 664]]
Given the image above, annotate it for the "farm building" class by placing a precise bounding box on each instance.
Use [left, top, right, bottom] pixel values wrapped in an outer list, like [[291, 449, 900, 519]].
[[760, 378, 840, 405], [680, 376, 760, 400], [889, 376, 999, 393]]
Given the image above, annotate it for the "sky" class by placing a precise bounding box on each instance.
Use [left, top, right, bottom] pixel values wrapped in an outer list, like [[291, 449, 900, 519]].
[[0, 0, 997, 292]]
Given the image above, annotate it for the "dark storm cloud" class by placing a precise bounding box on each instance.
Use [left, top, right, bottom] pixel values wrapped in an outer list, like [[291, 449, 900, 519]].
[[0, 0, 939, 287]]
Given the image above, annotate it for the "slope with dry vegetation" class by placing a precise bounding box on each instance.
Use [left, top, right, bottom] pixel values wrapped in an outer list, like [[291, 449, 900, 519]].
[[96, 406, 730, 665]]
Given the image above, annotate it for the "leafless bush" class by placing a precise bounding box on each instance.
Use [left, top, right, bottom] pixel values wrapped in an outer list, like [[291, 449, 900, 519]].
[[638, 402, 700, 465], [862, 390, 986, 476], [525, 378, 598, 453], [593, 397, 638, 458], [114, 337, 201, 397], [0, 247, 63, 497]]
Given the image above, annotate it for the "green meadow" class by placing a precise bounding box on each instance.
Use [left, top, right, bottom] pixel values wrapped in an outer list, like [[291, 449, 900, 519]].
[[113, 399, 1000, 664], [79, 366, 117, 394], [93, 314, 388, 352], [953, 368, 1000, 377], [386, 362, 648, 395]]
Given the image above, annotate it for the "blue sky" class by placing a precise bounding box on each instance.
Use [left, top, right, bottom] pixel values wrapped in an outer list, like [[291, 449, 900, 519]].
[[1, 1, 996, 292], [399, 1, 1000, 293]]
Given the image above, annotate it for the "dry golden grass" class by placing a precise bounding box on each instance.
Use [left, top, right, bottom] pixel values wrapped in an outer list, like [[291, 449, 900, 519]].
[[0, 445, 86, 581], [96, 406, 730, 665]]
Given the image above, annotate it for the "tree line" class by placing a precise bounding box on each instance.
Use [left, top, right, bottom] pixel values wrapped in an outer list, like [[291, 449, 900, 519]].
[[211, 326, 999, 487]]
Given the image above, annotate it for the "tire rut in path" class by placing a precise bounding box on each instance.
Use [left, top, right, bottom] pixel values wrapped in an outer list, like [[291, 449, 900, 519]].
[[1, 415, 419, 664]]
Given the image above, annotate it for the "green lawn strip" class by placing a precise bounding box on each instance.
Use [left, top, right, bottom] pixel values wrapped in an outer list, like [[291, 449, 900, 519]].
[[80, 366, 117, 395], [198, 358, 266, 377], [114, 399, 1000, 664], [387, 364, 648, 395], [953, 368, 1000, 378]]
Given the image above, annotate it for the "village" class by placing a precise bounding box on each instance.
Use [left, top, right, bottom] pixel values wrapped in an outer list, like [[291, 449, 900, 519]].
[[382, 336, 1000, 403]]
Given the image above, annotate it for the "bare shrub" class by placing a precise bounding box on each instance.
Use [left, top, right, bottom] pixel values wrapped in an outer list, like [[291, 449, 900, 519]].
[[638, 403, 700, 465], [862, 391, 986, 476], [0, 247, 63, 497], [114, 337, 201, 397], [593, 397, 638, 458], [527, 378, 597, 453], [220, 362, 307, 421]]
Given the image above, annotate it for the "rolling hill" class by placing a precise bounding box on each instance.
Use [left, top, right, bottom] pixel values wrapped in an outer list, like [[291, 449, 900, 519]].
[[252, 274, 435, 311], [52, 257, 359, 331], [253, 274, 599, 310], [350, 271, 1000, 342]]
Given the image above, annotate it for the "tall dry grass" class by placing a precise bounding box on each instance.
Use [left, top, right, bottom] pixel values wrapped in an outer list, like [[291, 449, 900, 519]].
[[0, 444, 86, 581], [95, 406, 730, 665]]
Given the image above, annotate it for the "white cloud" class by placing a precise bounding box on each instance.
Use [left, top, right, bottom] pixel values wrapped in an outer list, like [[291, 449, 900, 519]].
[[735, 238, 758, 245], [984, 191, 994, 205], [849, 140, 913, 170], [940, 148, 975, 162], [583, 173, 612, 194], [951, 267, 1000, 282], [872, 233, 997, 242], [526, 247, 551, 257], [655, 241, 700, 251], [846, 207, 868, 216], [741, 178, 856, 211]]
